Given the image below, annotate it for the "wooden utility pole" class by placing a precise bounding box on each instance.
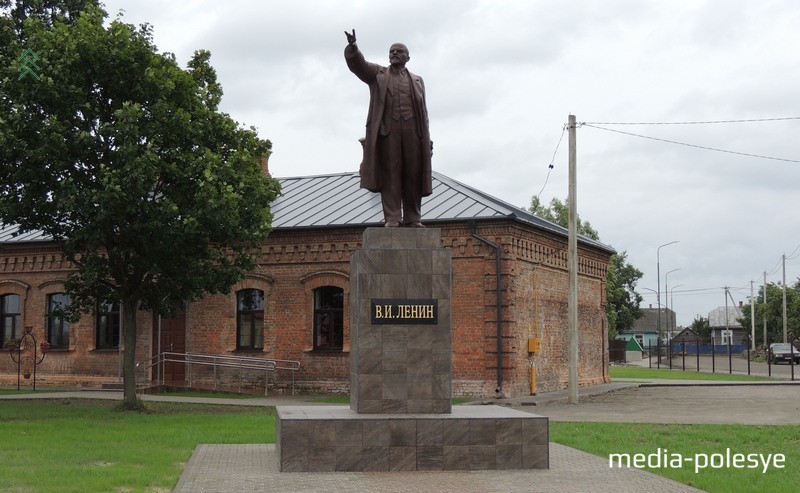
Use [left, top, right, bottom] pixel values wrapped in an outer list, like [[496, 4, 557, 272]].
[[782, 254, 787, 343], [763, 271, 768, 347], [750, 280, 755, 350], [568, 114, 578, 404]]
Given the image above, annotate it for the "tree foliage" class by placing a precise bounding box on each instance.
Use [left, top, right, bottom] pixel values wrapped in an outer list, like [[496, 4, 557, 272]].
[[529, 196, 600, 240], [0, 2, 281, 406], [529, 196, 643, 340], [737, 280, 800, 346], [690, 315, 710, 339], [605, 252, 644, 339]]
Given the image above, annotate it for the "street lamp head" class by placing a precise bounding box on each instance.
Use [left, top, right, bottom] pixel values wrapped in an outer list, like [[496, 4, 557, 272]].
[[658, 240, 680, 253]]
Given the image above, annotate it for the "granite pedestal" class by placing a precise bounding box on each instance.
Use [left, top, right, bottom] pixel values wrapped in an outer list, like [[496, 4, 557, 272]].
[[276, 228, 549, 471]]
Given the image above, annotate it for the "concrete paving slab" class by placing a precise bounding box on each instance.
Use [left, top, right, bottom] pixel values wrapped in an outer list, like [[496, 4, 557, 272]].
[[173, 443, 703, 493]]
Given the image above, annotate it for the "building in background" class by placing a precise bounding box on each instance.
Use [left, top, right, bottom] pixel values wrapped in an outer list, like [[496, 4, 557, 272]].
[[708, 302, 746, 347], [1, 171, 614, 397], [617, 304, 676, 348]]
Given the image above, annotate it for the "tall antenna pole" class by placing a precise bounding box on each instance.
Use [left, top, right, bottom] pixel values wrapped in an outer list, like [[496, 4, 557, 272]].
[[567, 114, 579, 404]]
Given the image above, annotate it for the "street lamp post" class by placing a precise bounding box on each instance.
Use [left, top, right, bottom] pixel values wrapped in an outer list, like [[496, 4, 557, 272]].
[[669, 284, 684, 326], [665, 268, 681, 339], [657, 241, 679, 344]]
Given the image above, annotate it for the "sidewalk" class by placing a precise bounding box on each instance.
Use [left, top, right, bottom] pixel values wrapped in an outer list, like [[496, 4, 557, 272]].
[[2, 377, 794, 407], [0, 382, 640, 406], [0, 389, 330, 407]]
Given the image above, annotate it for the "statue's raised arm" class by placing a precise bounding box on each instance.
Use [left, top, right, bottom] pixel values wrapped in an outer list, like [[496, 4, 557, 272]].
[[344, 29, 356, 45]]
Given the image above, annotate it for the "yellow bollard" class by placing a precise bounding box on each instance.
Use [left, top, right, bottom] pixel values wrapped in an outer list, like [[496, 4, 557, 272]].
[[530, 362, 537, 395]]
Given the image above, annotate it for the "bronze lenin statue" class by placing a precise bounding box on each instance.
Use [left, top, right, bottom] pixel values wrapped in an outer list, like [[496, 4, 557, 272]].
[[344, 29, 432, 228]]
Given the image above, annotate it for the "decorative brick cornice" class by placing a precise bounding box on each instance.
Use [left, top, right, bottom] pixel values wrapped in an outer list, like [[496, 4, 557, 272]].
[[0, 220, 610, 279], [0, 254, 73, 272]]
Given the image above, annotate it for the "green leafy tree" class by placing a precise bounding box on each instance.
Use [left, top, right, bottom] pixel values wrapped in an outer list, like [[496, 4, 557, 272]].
[[529, 196, 599, 240], [0, 3, 280, 408], [605, 252, 644, 339], [690, 315, 710, 340], [529, 196, 642, 340], [737, 281, 800, 346]]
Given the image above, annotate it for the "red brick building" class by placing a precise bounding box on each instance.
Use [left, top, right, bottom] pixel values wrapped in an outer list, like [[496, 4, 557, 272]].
[[0, 171, 613, 397]]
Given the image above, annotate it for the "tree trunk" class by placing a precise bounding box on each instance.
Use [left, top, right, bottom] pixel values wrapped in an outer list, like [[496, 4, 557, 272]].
[[122, 297, 140, 408]]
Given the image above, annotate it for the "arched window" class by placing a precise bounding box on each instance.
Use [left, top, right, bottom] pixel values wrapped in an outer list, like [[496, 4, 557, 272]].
[[47, 293, 71, 348], [96, 300, 121, 349], [313, 286, 343, 351], [237, 289, 264, 350], [1, 294, 21, 348]]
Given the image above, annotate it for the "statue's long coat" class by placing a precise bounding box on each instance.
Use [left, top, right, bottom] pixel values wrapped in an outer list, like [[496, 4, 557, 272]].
[[345, 44, 432, 196]]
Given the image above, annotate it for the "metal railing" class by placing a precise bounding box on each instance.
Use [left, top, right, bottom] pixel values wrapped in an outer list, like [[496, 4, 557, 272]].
[[136, 351, 301, 395], [640, 337, 797, 381]]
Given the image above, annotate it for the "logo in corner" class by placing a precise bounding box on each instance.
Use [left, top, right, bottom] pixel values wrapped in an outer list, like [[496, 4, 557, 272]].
[[17, 48, 41, 81]]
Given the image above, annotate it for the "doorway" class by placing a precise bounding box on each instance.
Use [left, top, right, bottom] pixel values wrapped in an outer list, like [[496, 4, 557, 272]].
[[152, 310, 186, 385]]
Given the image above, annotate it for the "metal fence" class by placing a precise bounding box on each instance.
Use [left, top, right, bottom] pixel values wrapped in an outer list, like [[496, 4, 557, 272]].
[[609, 339, 627, 363], [641, 335, 797, 381]]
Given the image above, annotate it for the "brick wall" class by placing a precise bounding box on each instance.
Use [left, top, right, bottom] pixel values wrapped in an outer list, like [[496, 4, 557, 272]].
[[0, 250, 154, 387], [0, 221, 611, 397]]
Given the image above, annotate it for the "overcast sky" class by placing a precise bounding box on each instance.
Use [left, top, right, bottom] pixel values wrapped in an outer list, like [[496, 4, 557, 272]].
[[101, 0, 800, 327]]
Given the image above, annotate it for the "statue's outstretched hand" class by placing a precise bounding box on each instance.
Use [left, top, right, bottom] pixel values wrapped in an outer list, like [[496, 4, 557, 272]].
[[345, 29, 357, 45]]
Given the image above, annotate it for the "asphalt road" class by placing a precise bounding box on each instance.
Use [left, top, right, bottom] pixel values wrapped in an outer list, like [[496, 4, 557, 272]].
[[532, 382, 800, 425]]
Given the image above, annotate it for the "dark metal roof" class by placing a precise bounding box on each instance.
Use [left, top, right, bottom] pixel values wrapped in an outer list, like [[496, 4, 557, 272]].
[[0, 170, 614, 253], [273, 171, 613, 252]]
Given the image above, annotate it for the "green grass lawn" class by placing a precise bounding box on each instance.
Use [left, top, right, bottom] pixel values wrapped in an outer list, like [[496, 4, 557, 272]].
[[0, 399, 274, 493], [610, 366, 772, 381], [551, 422, 800, 493]]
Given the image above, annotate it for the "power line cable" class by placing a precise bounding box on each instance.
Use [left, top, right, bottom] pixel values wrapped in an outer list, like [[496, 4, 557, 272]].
[[582, 124, 800, 164], [641, 286, 728, 296], [787, 243, 800, 260], [583, 117, 800, 125], [535, 124, 567, 201], [766, 257, 783, 277]]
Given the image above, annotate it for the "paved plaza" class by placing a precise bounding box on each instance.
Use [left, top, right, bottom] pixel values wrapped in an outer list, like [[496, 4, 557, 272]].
[[173, 442, 703, 493], [171, 379, 798, 492]]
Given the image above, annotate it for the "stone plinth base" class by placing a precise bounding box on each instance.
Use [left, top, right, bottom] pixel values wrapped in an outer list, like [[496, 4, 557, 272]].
[[276, 405, 549, 472], [350, 227, 452, 415]]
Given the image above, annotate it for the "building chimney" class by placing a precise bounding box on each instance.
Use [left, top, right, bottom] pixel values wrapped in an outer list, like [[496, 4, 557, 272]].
[[260, 154, 271, 177], [649, 304, 653, 309]]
